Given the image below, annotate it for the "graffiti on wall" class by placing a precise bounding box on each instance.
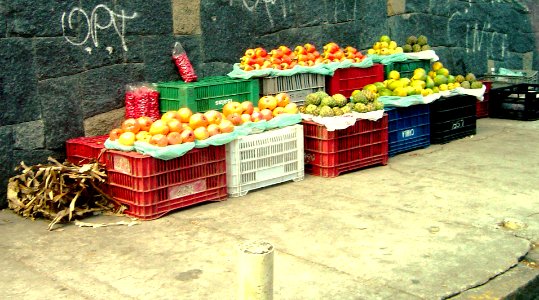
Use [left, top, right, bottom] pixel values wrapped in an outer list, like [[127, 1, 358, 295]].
[[447, 0, 515, 59], [228, 0, 357, 27], [61, 4, 137, 54]]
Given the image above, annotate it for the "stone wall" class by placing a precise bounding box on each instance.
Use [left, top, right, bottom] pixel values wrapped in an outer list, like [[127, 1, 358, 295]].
[[0, 0, 537, 208]]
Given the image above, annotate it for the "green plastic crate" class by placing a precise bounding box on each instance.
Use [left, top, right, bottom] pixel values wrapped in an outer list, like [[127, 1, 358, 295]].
[[383, 59, 431, 79], [157, 76, 260, 113]]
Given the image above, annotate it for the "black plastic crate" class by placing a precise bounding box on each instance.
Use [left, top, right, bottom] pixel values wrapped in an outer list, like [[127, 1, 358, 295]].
[[430, 95, 476, 144], [489, 84, 539, 121], [386, 104, 430, 157]]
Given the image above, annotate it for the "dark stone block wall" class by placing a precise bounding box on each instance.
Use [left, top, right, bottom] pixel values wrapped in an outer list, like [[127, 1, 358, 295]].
[[0, 0, 537, 208]]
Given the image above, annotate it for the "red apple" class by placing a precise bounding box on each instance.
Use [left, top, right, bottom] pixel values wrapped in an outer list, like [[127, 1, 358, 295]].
[[218, 119, 235, 133], [177, 107, 193, 123], [193, 126, 210, 140], [136, 116, 153, 132], [189, 113, 209, 129], [167, 119, 183, 133], [250, 111, 263, 122], [207, 124, 221, 137], [149, 119, 170, 136], [204, 110, 223, 125], [258, 96, 278, 111], [244, 48, 256, 58], [272, 106, 285, 117], [259, 109, 273, 121], [278, 45, 292, 55], [222, 101, 243, 117], [240, 113, 252, 124], [255, 47, 267, 58], [283, 103, 299, 114], [294, 45, 307, 55], [227, 113, 242, 126], [167, 131, 183, 145], [149, 134, 168, 147], [180, 128, 195, 143], [109, 128, 124, 141], [323, 42, 340, 54], [161, 111, 180, 123], [275, 93, 291, 107], [269, 49, 284, 59], [121, 118, 141, 134], [241, 101, 255, 115], [304, 43, 316, 53]]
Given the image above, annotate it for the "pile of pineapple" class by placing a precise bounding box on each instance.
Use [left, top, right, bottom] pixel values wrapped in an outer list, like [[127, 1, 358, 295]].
[[299, 90, 383, 117]]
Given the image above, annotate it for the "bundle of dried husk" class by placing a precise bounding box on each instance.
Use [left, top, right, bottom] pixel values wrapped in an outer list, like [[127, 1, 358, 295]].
[[7, 157, 125, 230]]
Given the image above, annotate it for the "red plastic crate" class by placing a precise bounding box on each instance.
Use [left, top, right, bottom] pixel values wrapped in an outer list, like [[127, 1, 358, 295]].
[[325, 64, 385, 98], [66, 135, 108, 165], [120, 186, 228, 220], [476, 80, 492, 119], [303, 115, 389, 177], [104, 145, 226, 177], [104, 146, 228, 220]]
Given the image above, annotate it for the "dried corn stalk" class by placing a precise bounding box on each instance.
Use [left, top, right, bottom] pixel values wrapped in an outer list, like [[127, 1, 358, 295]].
[[7, 157, 125, 230]]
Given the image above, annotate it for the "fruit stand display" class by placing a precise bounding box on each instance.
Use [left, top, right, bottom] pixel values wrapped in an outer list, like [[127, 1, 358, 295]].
[[386, 104, 430, 157], [55, 34, 499, 223], [299, 90, 388, 177], [226, 124, 304, 197], [157, 76, 259, 113]]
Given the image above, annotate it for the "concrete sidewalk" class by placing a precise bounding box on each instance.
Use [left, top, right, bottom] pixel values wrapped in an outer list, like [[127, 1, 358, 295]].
[[1, 118, 539, 300]]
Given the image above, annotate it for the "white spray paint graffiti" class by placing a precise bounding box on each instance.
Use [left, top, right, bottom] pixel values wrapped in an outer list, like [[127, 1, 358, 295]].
[[448, 0, 509, 59], [229, 0, 356, 27], [229, 0, 288, 27], [62, 5, 137, 53]]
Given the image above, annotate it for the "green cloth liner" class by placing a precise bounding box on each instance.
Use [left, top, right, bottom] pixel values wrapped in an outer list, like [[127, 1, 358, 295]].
[[367, 53, 408, 64], [497, 68, 524, 76], [227, 57, 375, 79], [136, 141, 196, 160], [104, 139, 135, 152], [104, 113, 302, 160], [378, 95, 425, 108]]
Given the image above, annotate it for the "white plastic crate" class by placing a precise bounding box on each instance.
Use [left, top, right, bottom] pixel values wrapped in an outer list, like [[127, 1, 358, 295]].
[[226, 124, 305, 197], [259, 73, 325, 105]]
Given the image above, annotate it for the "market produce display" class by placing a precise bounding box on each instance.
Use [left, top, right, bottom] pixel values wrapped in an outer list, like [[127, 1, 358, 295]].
[[109, 107, 234, 147], [237, 43, 366, 71], [366, 35, 404, 55], [222, 93, 298, 124], [299, 90, 383, 116], [362, 61, 484, 98], [402, 35, 431, 53]]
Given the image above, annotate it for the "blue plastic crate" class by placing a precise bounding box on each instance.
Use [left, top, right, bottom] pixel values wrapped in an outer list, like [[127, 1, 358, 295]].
[[386, 104, 430, 156]]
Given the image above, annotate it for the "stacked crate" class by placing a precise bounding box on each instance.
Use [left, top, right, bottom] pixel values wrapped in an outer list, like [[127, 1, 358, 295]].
[[259, 74, 325, 105], [325, 64, 385, 98], [226, 125, 304, 197], [430, 95, 477, 144], [386, 105, 430, 156], [303, 115, 389, 177], [66, 135, 108, 165], [104, 146, 227, 220], [157, 76, 259, 113]]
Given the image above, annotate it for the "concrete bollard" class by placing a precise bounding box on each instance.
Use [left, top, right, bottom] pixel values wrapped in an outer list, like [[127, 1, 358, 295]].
[[238, 240, 274, 300]]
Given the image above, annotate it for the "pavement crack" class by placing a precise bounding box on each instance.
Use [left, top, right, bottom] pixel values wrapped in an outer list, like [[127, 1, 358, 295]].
[[443, 239, 534, 299]]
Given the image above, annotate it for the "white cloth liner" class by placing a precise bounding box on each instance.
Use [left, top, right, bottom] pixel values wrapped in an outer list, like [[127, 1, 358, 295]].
[[301, 110, 385, 131]]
